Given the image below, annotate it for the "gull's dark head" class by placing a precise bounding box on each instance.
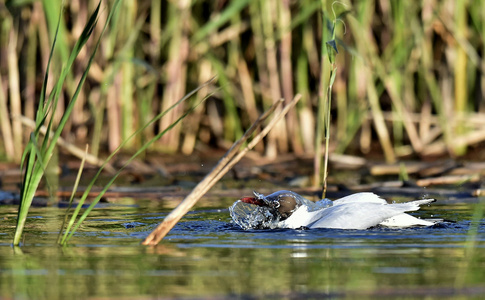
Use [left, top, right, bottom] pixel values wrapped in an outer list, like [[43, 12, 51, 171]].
[[230, 190, 303, 229], [240, 191, 299, 219]]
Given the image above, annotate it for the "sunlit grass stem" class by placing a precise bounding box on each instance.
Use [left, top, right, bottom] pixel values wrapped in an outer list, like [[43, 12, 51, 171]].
[[316, 1, 340, 198], [57, 145, 88, 244], [13, 0, 121, 246], [59, 79, 216, 245], [322, 66, 336, 198], [313, 0, 330, 190]]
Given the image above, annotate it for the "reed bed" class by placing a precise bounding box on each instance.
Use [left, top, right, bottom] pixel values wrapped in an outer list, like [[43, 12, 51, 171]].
[[0, 0, 484, 164]]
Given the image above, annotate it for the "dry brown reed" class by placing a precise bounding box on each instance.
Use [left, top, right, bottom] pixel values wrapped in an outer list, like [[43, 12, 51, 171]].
[[0, 0, 484, 162], [143, 94, 301, 245]]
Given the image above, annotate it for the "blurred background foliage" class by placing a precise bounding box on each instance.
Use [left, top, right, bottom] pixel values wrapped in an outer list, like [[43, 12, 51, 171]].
[[0, 0, 484, 164]]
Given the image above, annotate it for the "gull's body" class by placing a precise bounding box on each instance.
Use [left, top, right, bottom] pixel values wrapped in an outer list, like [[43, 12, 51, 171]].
[[230, 191, 439, 230]]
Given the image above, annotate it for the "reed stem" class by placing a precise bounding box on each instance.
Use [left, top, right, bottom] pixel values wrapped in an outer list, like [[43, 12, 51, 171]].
[[142, 94, 301, 245]]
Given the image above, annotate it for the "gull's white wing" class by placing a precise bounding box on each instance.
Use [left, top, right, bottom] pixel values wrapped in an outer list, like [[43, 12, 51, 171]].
[[332, 192, 387, 206], [308, 203, 415, 229], [282, 198, 436, 230]]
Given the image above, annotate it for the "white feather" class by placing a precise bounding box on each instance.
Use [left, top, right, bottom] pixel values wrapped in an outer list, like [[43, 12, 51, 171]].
[[379, 213, 438, 227], [279, 192, 437, 230]]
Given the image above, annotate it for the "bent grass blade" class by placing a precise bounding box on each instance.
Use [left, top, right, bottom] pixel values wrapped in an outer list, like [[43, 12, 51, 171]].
[[59, 79, 216, 245], [13, 0, 121, 246], [142, 94, 301, 246]]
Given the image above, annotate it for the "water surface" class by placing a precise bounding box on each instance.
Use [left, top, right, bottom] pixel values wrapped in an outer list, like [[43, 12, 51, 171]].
[[0, 197, 484, 299]]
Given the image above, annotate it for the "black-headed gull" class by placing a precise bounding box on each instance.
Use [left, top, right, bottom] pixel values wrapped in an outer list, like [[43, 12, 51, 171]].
[[229, 190, 440, 230]]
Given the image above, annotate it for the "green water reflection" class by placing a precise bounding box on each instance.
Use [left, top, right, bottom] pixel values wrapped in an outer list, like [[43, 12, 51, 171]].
[[0, 201, 484, 299]]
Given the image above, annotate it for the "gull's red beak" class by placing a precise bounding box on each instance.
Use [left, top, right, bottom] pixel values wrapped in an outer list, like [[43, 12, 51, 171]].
[[240, 196, 266, 206]]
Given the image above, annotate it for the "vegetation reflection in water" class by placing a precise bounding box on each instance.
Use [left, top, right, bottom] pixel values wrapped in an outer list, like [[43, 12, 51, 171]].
[[0, 199, 485, 299]]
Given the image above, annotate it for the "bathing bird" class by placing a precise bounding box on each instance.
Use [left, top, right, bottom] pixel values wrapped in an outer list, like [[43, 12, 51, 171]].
[[230, 190, 440, 230]]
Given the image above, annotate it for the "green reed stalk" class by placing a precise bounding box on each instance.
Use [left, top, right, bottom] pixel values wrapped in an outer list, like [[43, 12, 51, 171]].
[[227, 10, 261, 152], [91, 5, 146, 154], [455, 198, 485, 288], [348, 1, 396, 162], [59, 79, 214, 245], [279, 0, 302, 154], [181, 60, 211, 155], [296, 31, 315, 153], [0, 74, 14, 160], [262, 0, 287, 156], [13, 0, 121, 246], [6, 17, 22, 162], [248, 0, 275, 156], [41, 0, 69, 67], [192, 0, 251, 44], [321, 6, 339, 198], [149, 0, 161, 58], [4, 0, 485, 175], [24, 9, 38, 126], [322, 67, 337, 197], [41, 0, 71, 129], [157, 0, 190, 151], [288, 1, 320, 34], [57, 145, 88, 244], [119, 0, 136, 148], [316, 1, 344, 196], [453, 0, 468, 156], [208, 55, 242, 142], [417, 8, 453, 155], [188, 1, 252, 153], [313, 3, 328, 190]]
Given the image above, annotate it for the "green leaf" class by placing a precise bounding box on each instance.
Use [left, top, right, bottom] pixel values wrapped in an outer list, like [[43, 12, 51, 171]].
[[336, 10, 352, 21], [328, 67, 337, 86], [326, 39, 338, 64]]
